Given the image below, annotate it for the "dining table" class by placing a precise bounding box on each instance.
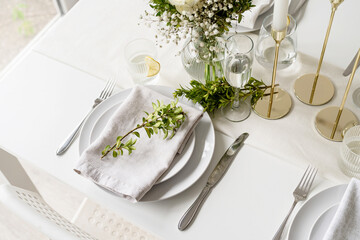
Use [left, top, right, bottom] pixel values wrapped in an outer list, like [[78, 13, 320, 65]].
[[0, 0, 360, 239]]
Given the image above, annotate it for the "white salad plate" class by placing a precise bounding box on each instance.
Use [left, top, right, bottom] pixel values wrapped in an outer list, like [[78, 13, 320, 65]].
[[288, 184, 347, 240], [309, 204, 339, 240], [79, 85, 215, 202]]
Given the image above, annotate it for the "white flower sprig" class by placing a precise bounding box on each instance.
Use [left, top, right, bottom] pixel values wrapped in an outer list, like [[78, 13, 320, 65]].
[[140, 0, 254, 48]]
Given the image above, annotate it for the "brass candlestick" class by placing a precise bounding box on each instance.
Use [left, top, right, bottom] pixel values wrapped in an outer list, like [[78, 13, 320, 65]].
[[294, 0, 344, 105], [253, 28, 292, 119], [315, 49, 360, 141]]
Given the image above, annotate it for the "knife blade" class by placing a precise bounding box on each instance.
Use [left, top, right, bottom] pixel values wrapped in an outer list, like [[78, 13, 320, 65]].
[[343, 50, 360, 76], [178, 133, 249, 231]]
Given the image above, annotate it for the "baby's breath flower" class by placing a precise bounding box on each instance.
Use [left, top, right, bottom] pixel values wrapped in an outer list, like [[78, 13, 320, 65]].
[[141, 0, 253, 56]]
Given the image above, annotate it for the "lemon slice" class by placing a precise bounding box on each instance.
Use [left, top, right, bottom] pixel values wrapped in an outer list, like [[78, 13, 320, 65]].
[[145, 56, 160, 77]]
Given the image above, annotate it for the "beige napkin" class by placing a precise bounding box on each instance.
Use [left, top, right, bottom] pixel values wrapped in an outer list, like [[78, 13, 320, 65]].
[[323, 178, 360, 240], [74, 85, 203, 202], [238, 0, 273, 29]]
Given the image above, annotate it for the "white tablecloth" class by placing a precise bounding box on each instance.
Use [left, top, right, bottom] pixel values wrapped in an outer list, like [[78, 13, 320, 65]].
[[1, 0, 360, 238]]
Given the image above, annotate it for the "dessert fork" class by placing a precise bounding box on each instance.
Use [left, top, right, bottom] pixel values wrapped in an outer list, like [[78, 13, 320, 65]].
[[56, 78, 117, 155], [272, 165, 317, 240]]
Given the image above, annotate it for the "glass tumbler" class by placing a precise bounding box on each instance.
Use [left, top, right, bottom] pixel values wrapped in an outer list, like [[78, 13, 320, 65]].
[[124, 38, 159, 85], [255, 14, 297, 70], [339, 125, 360, 178], [221, 34, 254, 122]]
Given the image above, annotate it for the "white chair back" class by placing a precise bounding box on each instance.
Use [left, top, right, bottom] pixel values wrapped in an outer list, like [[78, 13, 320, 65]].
[[0, 148, 97, 240]]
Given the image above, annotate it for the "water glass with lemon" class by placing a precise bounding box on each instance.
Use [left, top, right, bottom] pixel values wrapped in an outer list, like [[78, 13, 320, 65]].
[[124, 38, 160, 84]]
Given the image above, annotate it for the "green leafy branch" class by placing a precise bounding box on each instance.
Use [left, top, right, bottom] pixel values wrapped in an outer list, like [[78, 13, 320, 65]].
[[101, 99, 186, 159], [174, 77, 276, 113]]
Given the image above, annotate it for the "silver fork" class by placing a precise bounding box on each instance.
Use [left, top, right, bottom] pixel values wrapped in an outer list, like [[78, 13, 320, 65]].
[[56, 78, 117, 155], [272, 165, 318, 240]]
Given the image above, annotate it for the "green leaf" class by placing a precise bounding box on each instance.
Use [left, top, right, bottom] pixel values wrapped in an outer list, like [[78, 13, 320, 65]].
[[145, 128, 151, 138], [153, 122, 162, 128], [175, 114, 183, 120], [113, 151, 118, 158], [133, 131, 140, 138], [149, 128, 154, 135]]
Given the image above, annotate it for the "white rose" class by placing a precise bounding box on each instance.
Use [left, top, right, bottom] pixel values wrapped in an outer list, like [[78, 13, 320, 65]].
[[169, 0, 202, 14], [169, 0, 185, 5]]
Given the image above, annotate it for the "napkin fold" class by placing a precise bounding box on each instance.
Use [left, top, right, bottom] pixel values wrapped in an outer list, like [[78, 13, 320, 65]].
[[238, 0, 273, 29], [323, 178, 360, 240], [74, 85, 203, 202]]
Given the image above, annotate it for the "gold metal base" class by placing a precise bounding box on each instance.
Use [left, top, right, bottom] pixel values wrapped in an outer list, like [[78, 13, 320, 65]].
[[294, 73, 335, 105], [315, 106, 358, 141], [253, 87, 292, 119]]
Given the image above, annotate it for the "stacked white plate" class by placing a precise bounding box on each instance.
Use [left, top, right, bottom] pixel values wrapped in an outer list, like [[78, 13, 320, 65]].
[[79, 85, 215, 202], [288, 184, 348, 240]]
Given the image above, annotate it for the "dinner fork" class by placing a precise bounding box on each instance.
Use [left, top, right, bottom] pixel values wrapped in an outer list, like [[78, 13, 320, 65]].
[[272, 165, 317, 240], [56, 78, 117, 155]]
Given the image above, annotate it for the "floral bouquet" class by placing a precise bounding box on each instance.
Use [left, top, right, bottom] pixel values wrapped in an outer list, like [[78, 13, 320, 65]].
[[141, 0, 254, 82]]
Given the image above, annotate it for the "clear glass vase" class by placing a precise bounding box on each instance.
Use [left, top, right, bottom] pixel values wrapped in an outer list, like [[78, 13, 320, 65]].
[[255, 14, 297, 70], [181, 34, 225, 83]]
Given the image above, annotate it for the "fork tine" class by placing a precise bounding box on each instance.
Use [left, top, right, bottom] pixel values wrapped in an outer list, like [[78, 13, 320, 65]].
[[303, 167, 314, 188], [297, 165, 310, 189], [99, 79, 112, 99], [103, 78, 116, 99], [304, 167, 317, 194]]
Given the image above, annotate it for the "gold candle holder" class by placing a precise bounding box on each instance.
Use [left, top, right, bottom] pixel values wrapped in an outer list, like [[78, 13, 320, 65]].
[[253, 28, 292, 119], [294, 0, 344, 106], [315, 49, 360, 141]]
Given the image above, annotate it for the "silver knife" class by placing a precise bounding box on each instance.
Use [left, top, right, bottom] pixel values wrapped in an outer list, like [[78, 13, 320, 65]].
[[343, 50, 360, 76], [178, 133, 249, 231]]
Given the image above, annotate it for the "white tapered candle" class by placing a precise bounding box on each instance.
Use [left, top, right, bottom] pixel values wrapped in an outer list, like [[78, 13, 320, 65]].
[[272, 0, 289, 31]]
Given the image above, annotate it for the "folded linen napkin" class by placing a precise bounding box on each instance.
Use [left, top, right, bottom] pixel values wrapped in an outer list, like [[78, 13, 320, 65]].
[[323, 178, 360, 240], [237, 0, 273, 29], [74, 85, 203, 202]]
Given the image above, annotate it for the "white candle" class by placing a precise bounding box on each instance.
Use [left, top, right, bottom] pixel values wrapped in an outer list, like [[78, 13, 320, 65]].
[[272, 0, 289, 31]]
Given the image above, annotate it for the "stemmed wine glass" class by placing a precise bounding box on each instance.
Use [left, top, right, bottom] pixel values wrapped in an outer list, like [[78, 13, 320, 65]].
[[222, 34, 254, 122]]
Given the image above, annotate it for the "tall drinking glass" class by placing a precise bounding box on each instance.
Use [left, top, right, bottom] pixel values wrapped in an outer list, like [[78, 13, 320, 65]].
[[339, 125, 360, 178], [222, 34, 254, 122]]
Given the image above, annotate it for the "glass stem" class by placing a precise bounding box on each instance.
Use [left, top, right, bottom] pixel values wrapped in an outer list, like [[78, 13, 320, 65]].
[[233, 88, 240, 108]]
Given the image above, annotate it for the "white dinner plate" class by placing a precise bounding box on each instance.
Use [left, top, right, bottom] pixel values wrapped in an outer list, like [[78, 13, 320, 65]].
[[309, 204, 339, 240], [88, 101, 196, 184], [79, 85, 215, 202], [288, 184, 347, 240]]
